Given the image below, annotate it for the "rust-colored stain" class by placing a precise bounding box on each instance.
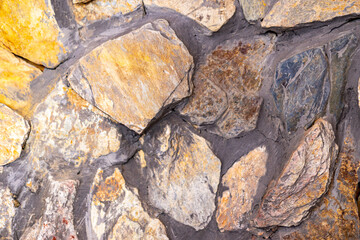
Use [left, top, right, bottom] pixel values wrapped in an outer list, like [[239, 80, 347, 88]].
[[92, 169, 125, 205]]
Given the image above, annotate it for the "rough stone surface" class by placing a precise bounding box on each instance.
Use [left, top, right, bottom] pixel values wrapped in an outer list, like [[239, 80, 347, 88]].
[[216, 146, 268, 231], [136, 120, 221, 230], [0, 47, 42, 115], [254, 119, 338, 227], [0, 0, 77, 68], [272, 48, 330, 134], [181, 36, 274, 138], [29, 81, 136, 168], [72, 0, 143, 26], [239, 0, 270, 22], [143, 0, 236, 32], [262, 0, 360, 28], [89, 168, 168, 240], [0, 183, 15, 239], [277, 124, 360, 240], [20, 178, 78, 240], [0, 104, 30, 166], [68, 19, 193, 134]]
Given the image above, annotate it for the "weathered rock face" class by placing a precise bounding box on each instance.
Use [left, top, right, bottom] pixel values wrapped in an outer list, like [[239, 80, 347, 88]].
[[68, 19, 193, 134], [254, 119, 338, 227], [277, 124, 360, 239], [181, 36, 274, 138], [328, 34, 358, 121], [20, 178, 78, 240], [0, 104, 30, 166], [216, 146, 268, 231], [135, 119, 221, 230], [0, 0, 77, 68], [72, 0, 143, 26], [272, 48, 329, 134], [262, 0, 360, 28], [239, 0, 270, 22], [89, 168, 168, 240], [0, 184, 15, 239], [29, 81, 136, 168], [143, 0, 236, 32], [0, 47, 42, 115]]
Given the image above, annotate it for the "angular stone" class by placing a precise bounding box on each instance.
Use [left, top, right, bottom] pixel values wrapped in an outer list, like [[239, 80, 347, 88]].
[[68, 19, 193, 134], [262, 0, 360, 28], [277, 124, 360, 239], [181, 36, 274, 138], [89, 168, 168, 240], [143, 0, 236, 32], [0, 104, 30, 166], [216, 146, 268, 231], [239, 0, 270, 22], [72, 0, 143, 26], [135, 120, 221, 230], [20, 178, 78, 239], [0, 184, 16, 239], [253, 119, 338, 227], [29, 81, 133, 168], [0, 0, 77, 68], [328, 34, 358, 121], [272, 48, 330, 134], [0, 47, 42, 115]]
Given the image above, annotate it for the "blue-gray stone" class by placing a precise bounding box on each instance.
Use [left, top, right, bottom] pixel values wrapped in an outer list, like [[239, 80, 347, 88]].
[[272, 48, 330, 134]]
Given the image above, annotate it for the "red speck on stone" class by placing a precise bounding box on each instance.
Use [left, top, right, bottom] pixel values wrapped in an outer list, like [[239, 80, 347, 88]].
[[63, 218, 68, 224], [52, 237, 56, 240]]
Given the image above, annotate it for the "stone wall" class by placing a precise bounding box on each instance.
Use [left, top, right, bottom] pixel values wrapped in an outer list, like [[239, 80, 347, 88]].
[[0, 0, 360, 239]]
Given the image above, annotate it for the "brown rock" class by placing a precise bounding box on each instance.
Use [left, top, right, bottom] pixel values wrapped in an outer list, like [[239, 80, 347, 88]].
[[143, 0, 236, 32], [262, 0, 360, 28], [254, 119, 338, 227], [277, 124, 360, 239], [68, 19, 193, 134], [0, 104, 30, 166], [216, 146, 268, 231], [29, 80, 132, 168], [0, 184, 16, 239], [181, 36, 275, 138], [89, 168, 168, 240], [0, 0, 76, 68], [72, 0, 143, 26], [136, 119, 221, 230]]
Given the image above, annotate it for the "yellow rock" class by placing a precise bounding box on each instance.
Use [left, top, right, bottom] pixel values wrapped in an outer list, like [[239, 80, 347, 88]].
[[216, 146, 268, 231], [90, 168, 168, 240], [72, 0, 143, 26], [68, 19, 193, 134], [262, 0, 360, 28], [0, 104, 30, 166], [239, 0, 269, 22], [143, 0, 236, 32], [0, 0, 74, 68], [0, 47, 42, 116]]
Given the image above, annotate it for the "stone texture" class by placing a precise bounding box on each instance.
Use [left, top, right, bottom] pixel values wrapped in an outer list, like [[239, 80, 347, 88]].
[[239, 0, 270, 22], [0, 0, 76, 68], [68, 19, 193, 134], [72, 0, 143, 26], [89, 168, 168, 240], [216, 146, 268, 231], [262, 0, 360, 28], [254, 119, 338, 227], [181, 36, 275, 138], [136, 120, 221, 230], [0, 183, 15, 239], [0, 104, 30, 166], [328, 34, 358, 121], [272, 48, 330, 134], [20, 178, 78, 240], [29, 80, 135, 168], [0, 47, 42, 115], [143, 0, 236, 32], [278, 124, 360, 239]]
